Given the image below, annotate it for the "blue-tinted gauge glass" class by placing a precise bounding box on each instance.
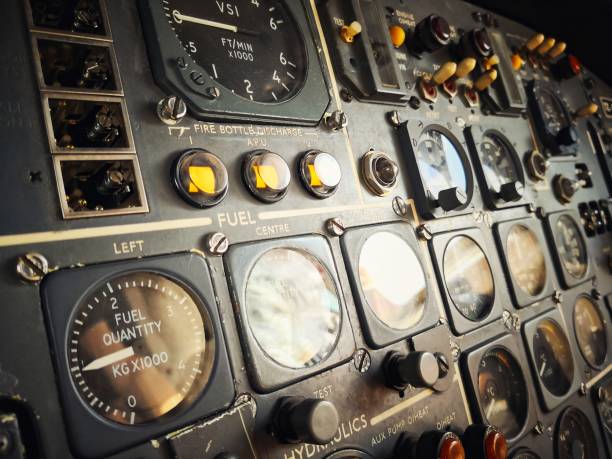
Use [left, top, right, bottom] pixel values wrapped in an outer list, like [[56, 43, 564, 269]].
[[416, 129, 468, 200]]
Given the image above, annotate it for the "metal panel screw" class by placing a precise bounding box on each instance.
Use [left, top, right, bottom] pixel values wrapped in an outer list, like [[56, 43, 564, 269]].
[[392, 196, 410, 217], [16, 253, 49, 283], [580, 382, 588, 395], [387, 110, 401, 127], [326, 217, 345, 237], [449, 340, 461, 361], [206, 232, 229, 256], [157, 95, 186, 125], [534, 421, 544, 435], [324, 110, 348, 131], [535, 207, 546, 219], [340, 88, 353, 103], [353, 349, 371, 373], [408, 96, 421, 110], [552, 290, 563, 304], [591, 288, 602, 300], [206, 86, 221, 99], [416, 224, 433, 241]]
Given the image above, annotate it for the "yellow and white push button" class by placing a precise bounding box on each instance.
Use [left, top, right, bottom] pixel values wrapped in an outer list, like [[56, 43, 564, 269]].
[[299, 150, 342, 198], [173, 148, 229, 208], [243, 150, 291, 203]]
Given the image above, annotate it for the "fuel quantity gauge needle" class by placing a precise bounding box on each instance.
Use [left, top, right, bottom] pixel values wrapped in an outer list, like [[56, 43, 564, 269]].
[[82, 346, 135, 372]]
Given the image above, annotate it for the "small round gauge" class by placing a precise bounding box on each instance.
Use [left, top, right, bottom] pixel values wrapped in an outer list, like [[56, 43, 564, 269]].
[[538, 89, 570, 136], [554, 215, 588, 280], [556, 407, 599, 459], [443, 236, 495, 321], [245, 248, 341, 369], [165, 0, 307, 103], [595, 379, 612, 435], [574, 296, 607, 368], [416, 128, 469, 202], [506, 224, 547, 296], [68, 271, 214, 425], [532, 318, 574, 397], [477, 347, 529, 439], [479, 132, 522, 194], [358, 232, 427, 330]]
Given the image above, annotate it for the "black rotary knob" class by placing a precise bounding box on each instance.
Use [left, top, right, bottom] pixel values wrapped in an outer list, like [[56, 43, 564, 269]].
[[437, 187, 468, 211], [525, 150, 548, 182], [467, 28, 493, 57], [555, 125, 578, 147], [385, 351, 440, 390], [498, 181, 524, 203], [414, 14, 452, 53], [273, 397, 339, 445], [553, 175, 578, 204]]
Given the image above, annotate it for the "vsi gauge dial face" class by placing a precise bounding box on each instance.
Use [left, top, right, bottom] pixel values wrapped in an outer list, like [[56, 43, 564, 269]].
[[479, 132, 521, 193], [556, 407, 599, 459], [443, 236, 495, 321], [506, 224, 547, 297], [67, 271, 214, 425], [554, 215, 588, 280], [477, 348, 529, 439], [164, 0, 307, 103], [416, 129, 469, 201], [573, 296, 607, 368], [532, 319, 574, 397]]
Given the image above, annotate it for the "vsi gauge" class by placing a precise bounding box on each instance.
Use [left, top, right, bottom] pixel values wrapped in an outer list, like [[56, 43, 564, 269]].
[[555, 407, 600, 459], [527, 81, 578, 156], [465, 125, 527, 209], [399, 122, 475, 219], [138, 0, 330, 124], [41, 253, 234, 459]]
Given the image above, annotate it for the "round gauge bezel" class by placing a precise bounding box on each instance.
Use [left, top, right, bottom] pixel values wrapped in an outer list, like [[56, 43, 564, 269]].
[[494, 217, 555, 308], [545, 210, 593, 289], [224, 235, 355, 392], [522, 308, 580, 411], [429, 227, 506, 335], [40, 253, 234, 459], [527, 80, 578, 156], [572, 294, 608, 370], [555, 406, 600, 459], [464, 124, 528, 210], [339, 222, 440, 349], [65, 269, 217, 427], [462, 334, 537, 445], [398, 121, 475, 219], [138, 0, 330, 124]]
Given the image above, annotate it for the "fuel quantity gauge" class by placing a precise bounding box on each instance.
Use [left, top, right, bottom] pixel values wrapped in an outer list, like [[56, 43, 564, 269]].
[[573, 296, 607, 369]]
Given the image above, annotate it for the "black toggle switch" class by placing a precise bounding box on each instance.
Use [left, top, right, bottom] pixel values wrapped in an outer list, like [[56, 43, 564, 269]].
[[273, 397, 339, 445], [437, 187, 468, 211], [385, 351, 440, 390], [498, 181, 524, 203]]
